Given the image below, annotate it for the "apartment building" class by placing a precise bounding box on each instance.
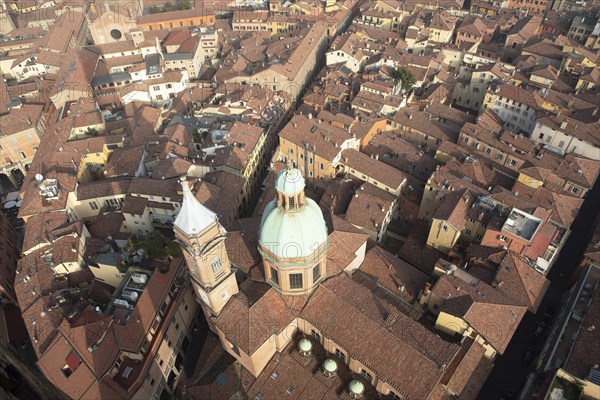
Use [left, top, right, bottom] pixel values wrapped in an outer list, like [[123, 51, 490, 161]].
[[279, 114, 359, 181], [136, 8, 215, 31], [483, 84, 540, 134], [458, 122, 600, 198], [222, 22, 330, 102], [532, 114, 600, 160], [0, 104, 46, 191]]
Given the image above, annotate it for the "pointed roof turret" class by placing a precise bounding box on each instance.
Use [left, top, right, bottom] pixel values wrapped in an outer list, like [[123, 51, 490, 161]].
[[174, 176, 218, 236]]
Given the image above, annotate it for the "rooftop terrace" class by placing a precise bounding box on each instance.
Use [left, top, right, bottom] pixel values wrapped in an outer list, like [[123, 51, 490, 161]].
[[501, 208, 541, 241]]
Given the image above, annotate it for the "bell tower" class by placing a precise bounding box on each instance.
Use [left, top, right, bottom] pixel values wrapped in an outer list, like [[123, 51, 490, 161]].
[[173, 176, 238, 316]]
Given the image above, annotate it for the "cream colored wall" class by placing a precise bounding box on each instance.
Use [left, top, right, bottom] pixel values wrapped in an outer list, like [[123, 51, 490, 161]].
[[0, 126, 41, 170], [418, 182, 446, 220], [89, 261, 125, 287], [430, 28, 453, 43], [68, 192, 126, 220], [53, 261, 81, 274], [122, 209, 152, 235], [555, 368, 600, 400], [531, 122, 600, 161], [263, 251, 327, 295], [427, 219, 461, 253], [204, 273, 239, 314], [517, 172, 544, 189], [435, 311, 469, 336], [343, 240, 367, 273], [464, 326, 497, 359]]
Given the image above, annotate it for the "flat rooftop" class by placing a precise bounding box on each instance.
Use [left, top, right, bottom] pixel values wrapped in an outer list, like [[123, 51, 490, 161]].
[[501, 208, 541, 241]]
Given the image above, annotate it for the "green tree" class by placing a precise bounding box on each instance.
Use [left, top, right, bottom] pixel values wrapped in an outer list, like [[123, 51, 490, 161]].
[[164, 2, 174, 11], [149, 5, 159, 13], [177, 0, 192, 9], [391, 67, 416, 90]]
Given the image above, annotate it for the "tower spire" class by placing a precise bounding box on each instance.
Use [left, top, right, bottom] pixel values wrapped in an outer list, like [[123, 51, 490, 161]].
[[174, 176, 218, 236]]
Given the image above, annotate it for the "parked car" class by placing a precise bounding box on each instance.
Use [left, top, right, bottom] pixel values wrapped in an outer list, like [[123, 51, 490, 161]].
[[535, 321, 546, 336], [523, 347, 537, 364]]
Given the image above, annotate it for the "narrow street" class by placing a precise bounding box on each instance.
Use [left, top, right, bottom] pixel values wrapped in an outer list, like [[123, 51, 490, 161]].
[[477, 179, 600, 399]]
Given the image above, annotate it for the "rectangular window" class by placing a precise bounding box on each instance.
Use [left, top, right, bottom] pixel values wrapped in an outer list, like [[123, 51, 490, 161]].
[[335, 348, 346, 363], [289, 273, 302, 289], [89, 201, 99, 210], [312, 264, 320, 283], [19, 151, 27, 159], [465, 228, 472, 235], [288, 196, 295, 208], [475, 233, 483, 241], [211, 257, 223, 275], [360, 369, 373, 383], [311, 329, 321, 342], [442, 225, 448, 232], [270, 267, 278, 286]]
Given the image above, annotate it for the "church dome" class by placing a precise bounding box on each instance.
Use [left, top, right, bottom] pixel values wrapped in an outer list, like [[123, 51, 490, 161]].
[[258, 197, 328, 260], [259, 165, 328, 261]]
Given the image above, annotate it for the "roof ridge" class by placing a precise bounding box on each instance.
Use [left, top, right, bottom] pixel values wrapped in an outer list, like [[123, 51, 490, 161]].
[[318, 277, 444, 367]]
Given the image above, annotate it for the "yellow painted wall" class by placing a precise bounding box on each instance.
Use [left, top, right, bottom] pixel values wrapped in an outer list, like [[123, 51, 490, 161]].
[[426, 219, 461, 253], [517, 172, 543, 188], [435, 312, 469, 336]]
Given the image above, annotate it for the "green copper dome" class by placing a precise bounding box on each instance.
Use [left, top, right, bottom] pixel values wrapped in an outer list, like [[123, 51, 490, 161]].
[[323, 359, 337, 373], [259, 197, 328, 260], [275, 166, 305, 195], [349, 380, 364, 395], [299, 339, 312, 352]]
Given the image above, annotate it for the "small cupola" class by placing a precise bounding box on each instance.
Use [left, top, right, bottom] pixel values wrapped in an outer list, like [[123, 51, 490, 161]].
[[323, 359, 338, 378], [348, 380, 365, 399], [298, 338, 312, 357]]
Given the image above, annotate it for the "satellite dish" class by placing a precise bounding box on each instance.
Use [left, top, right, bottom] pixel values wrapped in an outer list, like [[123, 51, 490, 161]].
[[35, 173, 44, 183], [40, 312, 46, 317], [95, 306, 101, 313]]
